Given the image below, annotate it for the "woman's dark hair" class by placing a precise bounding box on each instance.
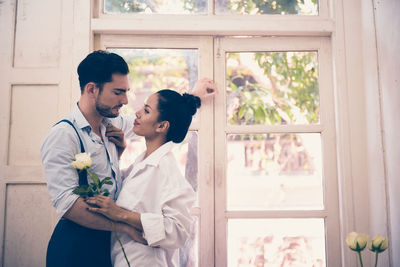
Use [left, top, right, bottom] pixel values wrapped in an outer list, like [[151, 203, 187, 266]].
[[77, 50, 129, 93], [156, 89, 201, 143]]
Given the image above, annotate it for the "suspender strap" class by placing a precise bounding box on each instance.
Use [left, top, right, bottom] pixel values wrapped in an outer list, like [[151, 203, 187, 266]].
[[55, 119, 88, 186]]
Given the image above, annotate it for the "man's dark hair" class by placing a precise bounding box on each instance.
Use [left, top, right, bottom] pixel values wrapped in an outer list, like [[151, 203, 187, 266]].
[[77, 50, 129, 93]]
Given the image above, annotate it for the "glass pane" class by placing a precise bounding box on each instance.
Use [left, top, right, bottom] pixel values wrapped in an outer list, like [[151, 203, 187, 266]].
[[226, 51, 319, 125], [227, 133, 323, 210], [216, 0, 318, 15], [105, 0, 207, 14], [110, 48, 200, 121], [228, 219, 326, 267], [180, 216, 199, 267]]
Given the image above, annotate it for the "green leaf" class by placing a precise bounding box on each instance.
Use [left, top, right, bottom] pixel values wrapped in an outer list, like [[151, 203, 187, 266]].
[[99, 177, 112, 187], [102, 189, 110, 196], [91, 173, 100, 187], [73, 185, 90, 197], [254, 106, 266, 123], [238, 105, 246, 119]]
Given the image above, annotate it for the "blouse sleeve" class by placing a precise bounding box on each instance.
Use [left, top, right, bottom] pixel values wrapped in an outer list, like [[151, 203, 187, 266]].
[[140, 186, 195, 249]]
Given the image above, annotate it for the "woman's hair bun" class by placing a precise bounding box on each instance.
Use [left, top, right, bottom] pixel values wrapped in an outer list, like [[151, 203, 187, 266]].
[[182, 93, 201, 116]]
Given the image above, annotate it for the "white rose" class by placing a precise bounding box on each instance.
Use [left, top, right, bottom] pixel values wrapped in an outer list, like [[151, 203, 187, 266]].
[[370, 234, 388, 253], [71, 153, 92, 170], [346, 232, 369, 252]]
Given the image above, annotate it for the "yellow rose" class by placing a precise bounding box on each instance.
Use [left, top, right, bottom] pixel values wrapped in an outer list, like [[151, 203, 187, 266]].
[[370, 234, 388, 253], [346, 232, 369, 252], [71, 153, 92, 170]]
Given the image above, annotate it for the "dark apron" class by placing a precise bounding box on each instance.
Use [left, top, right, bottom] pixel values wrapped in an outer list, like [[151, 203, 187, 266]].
[[46, 120, 112, 267]]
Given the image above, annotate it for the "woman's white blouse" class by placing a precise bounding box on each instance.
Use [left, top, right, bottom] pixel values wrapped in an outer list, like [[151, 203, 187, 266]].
[[111, 142, 196, 267]]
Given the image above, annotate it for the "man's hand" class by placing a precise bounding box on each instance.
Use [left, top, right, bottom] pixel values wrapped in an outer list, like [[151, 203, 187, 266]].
[[116, 223, 148, 245], [191, 77, 217, 101], [106, 125, 126, 159]]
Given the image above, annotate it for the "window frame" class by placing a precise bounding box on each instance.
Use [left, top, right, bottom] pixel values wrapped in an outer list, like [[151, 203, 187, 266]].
[[214, 36, 340, 266], [91, 0, 354, 265], [97, 35, 216, 267]]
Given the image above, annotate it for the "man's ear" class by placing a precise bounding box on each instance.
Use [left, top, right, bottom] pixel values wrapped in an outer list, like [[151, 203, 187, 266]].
[[156, 121, 170, 134], [84, 82, 98, 97]]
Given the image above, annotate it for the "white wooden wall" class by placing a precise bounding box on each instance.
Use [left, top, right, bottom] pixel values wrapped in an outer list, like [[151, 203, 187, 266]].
[[373, 0, 400, 265], [0, 0, 90, 266]]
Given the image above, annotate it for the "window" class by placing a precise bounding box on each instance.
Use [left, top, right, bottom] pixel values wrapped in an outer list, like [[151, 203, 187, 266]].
[[215, 36, 340, 266], [94, 0, 339, 265]]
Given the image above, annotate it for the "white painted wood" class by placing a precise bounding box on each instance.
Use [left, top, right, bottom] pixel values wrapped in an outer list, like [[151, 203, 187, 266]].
[[0, 0, 82, 266], [371, 0, 400, 266], [3, 183, 58, 267], [319, 37, 342, 267], [8, 85, 59, 166], [330, 0, 357, 266], [92, 15, 334, 36], [226, 210, 328, 218], [360, 0, 390, 265], [214, 36, 228, 267], [3, 166, 44, 182], [0, 0, 16, 265], [13, 0, 62, 68], [71, 0, 92, 106], [10, 69, 60, 84]]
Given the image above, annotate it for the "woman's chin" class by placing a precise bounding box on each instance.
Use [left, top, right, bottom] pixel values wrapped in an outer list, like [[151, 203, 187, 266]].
[[133, 127, 144, 137]]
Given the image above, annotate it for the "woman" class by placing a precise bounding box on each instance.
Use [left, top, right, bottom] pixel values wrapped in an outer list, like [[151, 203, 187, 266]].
[[86, 89, 201, 266]]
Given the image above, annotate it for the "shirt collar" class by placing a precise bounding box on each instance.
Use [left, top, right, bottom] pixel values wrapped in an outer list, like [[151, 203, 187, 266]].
[[72, 104, 91, 130], [139, 141, 174, 167]]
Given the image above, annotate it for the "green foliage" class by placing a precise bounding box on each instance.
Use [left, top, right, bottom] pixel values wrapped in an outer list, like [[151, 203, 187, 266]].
[[73, 168, 113, 197], [104, 0, 206, 13], [227, 52, 319, 126], [105, 0, 317, 14], [105, 0, 145, 13]]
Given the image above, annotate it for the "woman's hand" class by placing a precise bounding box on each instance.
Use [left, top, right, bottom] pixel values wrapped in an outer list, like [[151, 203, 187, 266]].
[[106, 125, 126, 159], [86, 195, 126, 221], [191, 77, 217, 101]]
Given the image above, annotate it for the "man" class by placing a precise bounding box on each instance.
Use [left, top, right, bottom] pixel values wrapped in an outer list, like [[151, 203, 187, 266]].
[[41, 50, 216, 267]]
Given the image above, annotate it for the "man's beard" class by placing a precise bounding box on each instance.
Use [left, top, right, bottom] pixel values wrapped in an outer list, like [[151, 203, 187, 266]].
[[95, 99, 120, 118]]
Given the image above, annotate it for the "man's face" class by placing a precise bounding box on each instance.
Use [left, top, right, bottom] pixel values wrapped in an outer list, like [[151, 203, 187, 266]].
[[95, 73, 130, 118]]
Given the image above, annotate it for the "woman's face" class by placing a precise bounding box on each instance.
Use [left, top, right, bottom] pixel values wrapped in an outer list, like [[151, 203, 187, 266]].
[[133, 93, 162, 138]]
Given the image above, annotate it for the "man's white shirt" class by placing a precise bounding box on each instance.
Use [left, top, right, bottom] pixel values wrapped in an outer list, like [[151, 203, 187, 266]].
[[40, 104, 136, 217]]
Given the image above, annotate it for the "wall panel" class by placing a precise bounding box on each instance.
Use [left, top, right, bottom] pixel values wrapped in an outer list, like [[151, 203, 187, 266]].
[[8, 85, 59, 166], [3, 183, 58, 267], [13, 0, 62, 68]]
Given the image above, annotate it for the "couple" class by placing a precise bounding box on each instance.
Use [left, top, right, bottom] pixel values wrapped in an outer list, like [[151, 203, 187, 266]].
[[40, 50, 216, 267]]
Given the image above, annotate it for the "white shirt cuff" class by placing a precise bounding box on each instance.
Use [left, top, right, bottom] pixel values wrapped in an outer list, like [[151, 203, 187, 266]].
[[55, 193, 79, 217], [140, 213, 165, 246]]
